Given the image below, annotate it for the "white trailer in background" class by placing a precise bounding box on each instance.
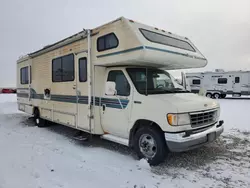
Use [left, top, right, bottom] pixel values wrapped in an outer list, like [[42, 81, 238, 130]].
[[186, 69, 250, 98], [17, 17, 224, 165]]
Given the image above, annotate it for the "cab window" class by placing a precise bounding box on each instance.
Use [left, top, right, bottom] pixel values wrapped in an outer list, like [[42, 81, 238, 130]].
[[107, 70, 130, 96]]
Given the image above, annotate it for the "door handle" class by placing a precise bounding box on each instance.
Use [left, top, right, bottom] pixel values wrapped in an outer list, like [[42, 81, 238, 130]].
[[102, 104, 106, 111]]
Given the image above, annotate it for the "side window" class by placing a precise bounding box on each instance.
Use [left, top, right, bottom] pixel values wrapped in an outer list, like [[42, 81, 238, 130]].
[[29, 66, 32, 84], [235, 77, 240, 83], [97, 33, 118, 52], [107, 70, 130, 96], [52, 54, 74, 82], [192, 79, 200, 85], [218, 78, 227, 84], [20, 67, 29, 84], [79, 57, 87, 82]]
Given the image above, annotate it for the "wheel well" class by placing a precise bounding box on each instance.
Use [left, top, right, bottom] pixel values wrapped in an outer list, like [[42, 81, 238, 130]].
[[33, 107, 39, 115], [128, 119, 163, 147]]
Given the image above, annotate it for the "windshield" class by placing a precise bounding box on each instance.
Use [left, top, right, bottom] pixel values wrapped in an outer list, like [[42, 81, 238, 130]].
[[126, 68, 187, 95]]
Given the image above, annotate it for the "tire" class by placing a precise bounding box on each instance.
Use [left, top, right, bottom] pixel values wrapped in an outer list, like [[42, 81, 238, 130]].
[[221, 94, 227, 98], [206, 93, 212, 98], [213, 93, 220, 99], [34, 108, 47, 127], [133, 126, 167, 166]]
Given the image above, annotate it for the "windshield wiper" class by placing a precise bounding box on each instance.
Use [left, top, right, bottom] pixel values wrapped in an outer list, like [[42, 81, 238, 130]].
[[173, 88, 190, 93]]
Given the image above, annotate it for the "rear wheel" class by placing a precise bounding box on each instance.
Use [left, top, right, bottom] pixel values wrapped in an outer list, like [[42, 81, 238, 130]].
[[34, 108, 47, 127], [133, 126, 167, 166], [206, 93, 212, 98], [213, 93, 221, 99]]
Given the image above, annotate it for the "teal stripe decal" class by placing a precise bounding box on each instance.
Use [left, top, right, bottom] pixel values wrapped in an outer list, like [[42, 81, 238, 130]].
[[96, 46, 144, 58], [96, 45, 206, 61], [17, 93, 129, 109]]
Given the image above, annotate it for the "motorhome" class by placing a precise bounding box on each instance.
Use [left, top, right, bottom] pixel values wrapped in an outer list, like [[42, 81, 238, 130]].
[[186, 70, 250, 98], [17, 17, 224, 165]]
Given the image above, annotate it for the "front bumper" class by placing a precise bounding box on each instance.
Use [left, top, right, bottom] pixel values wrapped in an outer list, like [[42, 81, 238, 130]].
[[165, 120, 224, 152]]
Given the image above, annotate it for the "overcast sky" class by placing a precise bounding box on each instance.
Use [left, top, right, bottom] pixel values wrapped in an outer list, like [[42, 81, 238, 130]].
[[1, 0, 250, 86]]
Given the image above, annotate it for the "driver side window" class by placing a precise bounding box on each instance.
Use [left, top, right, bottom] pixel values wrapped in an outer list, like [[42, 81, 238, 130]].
[[155, 74, 173, 89], [107, 70, 130, 96]]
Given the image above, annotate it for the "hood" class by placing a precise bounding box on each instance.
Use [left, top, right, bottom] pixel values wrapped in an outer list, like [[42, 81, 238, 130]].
[[149, 93, 219, 112]]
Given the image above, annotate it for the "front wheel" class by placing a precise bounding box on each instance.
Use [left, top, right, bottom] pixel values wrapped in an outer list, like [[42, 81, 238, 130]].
[[133, 127, 167, 166]]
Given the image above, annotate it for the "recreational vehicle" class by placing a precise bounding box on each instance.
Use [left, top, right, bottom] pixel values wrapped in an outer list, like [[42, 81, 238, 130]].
[[186, 70, 250, 98], [17, 17, 224, 165]]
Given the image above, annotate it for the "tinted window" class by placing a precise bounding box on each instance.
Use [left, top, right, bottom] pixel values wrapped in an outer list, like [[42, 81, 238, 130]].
[[218, 78, 227, 84], [235, 77, 240, 83], [107, 70, 130, 96], [192, 79, 200, 85], [52, 58, 62, 82], [140, 28, 195, 52], [126, 68, 177, 95], [79, 57, 87, 82], [20, 67, 29, 84], [52, 54, 74, 82], [97, 33, 118, 52]]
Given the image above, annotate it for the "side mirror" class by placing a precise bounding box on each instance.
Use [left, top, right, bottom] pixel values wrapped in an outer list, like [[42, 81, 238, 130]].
[[105, 81, 117, 96]]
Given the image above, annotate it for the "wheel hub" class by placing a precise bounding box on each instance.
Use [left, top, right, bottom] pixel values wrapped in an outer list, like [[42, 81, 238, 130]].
[[139, 134, 157, 159]]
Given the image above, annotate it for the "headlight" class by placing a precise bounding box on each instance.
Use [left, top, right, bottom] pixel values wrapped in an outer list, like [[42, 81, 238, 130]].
[[167, 113, 190, 126]]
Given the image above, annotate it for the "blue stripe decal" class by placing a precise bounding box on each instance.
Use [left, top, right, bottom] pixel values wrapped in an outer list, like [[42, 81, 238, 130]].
[[17, 92, 129, 109], [96, 46, 144, 58], [96, 45, 206, 61]]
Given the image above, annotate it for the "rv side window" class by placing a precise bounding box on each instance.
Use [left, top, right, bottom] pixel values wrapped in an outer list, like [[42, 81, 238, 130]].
[[107, 70, 130, 96], [52, 54, 74, 82], [20, 66, 29, 84], [97, 33, 119, 52], [192, 79, 200, 85], [235, 77, 240, 83], [79, 57, 87, 82], [139, 28, 195, 52], [218, 78, 227, 84]]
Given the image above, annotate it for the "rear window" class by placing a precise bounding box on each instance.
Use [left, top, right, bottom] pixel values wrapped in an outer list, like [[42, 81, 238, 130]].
[[140, 28, 195, 52], [20, 67, 29, 85]]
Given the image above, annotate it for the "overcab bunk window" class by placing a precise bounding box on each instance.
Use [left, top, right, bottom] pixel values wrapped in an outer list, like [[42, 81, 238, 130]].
[[139, 28, 195, 52], [97, 33, 119, 52], [20, 66, 29, 84], [52, 54, 74, 82]]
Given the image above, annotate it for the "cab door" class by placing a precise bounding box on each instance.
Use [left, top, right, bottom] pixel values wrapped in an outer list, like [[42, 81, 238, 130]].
[[75, 52, 90, 131], [101, 69, 132, 138]]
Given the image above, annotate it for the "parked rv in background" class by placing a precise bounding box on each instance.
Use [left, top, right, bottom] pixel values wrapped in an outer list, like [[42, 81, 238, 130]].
[[186, 69, 250, 98]]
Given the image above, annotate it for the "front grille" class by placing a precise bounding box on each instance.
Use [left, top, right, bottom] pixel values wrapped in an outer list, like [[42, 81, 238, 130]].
[[189, 110, 217, 128]]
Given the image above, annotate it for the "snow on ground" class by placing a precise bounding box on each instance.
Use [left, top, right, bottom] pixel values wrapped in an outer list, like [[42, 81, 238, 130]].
[[0, 94, 249, 188]]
